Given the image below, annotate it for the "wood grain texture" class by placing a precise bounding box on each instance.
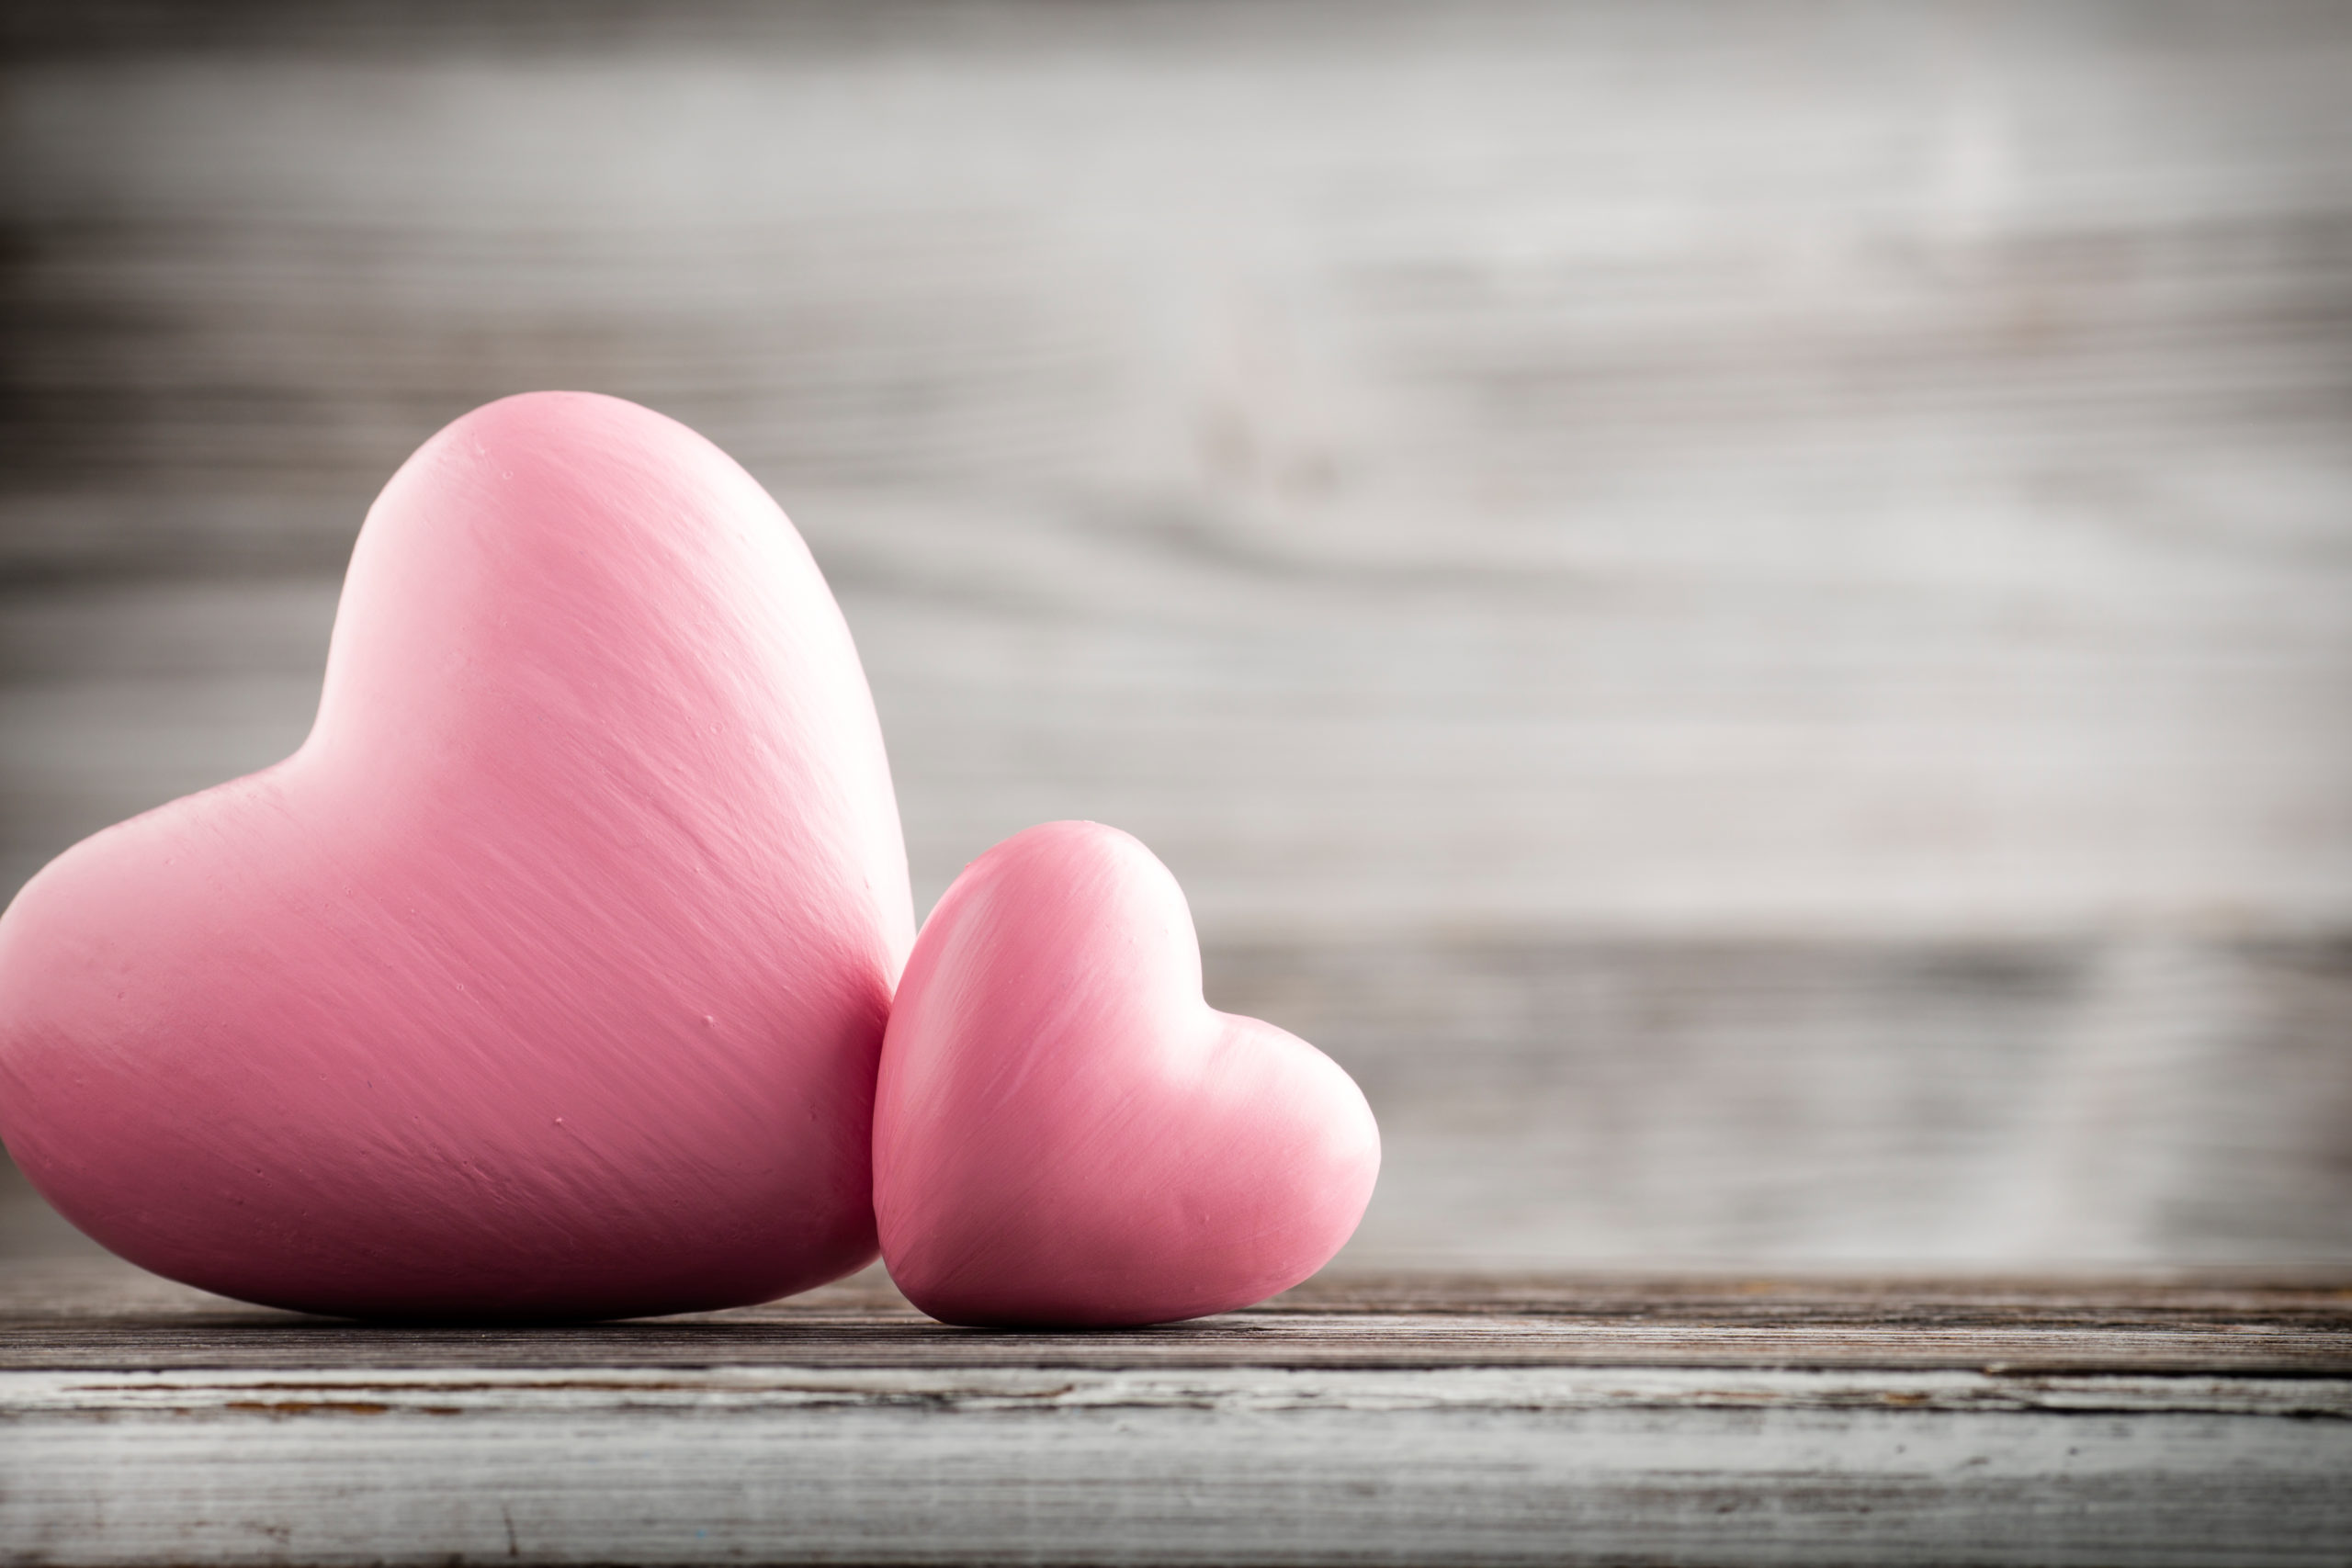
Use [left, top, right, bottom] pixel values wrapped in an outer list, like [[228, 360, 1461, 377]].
[[1212, 933, 2352, 1263], [10, 1270, 2352, 1378], [1, 0, 2348, 1267], [3, 1258, 2348, 1566], [5, 0, 2347, 935]]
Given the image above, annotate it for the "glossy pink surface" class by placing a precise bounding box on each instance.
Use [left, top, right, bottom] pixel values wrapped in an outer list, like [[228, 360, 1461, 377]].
[[875, 821, 1380, 1327], [0, 393, 914, 1319]]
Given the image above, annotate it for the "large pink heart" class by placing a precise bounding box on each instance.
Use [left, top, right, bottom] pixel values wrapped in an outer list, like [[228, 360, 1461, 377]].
[[0, 392, 913, 1319], [874, 821, 1379, 1327]]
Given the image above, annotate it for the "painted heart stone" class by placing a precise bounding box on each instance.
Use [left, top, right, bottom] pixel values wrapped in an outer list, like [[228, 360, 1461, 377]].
[[0, 392, 913, 1319], [873, 820, 1379, 1327]]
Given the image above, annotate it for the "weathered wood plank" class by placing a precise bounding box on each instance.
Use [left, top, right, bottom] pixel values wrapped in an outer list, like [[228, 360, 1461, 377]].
[[5, 0, 2348, 938], [6, 1259, 2349, 1376], [8, 1366, 2346, 1567], [2, 1260, 2347, 1566], [1213, 933, 2352, 1265]]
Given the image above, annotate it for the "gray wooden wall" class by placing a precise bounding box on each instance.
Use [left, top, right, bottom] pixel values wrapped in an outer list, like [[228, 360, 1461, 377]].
[[3, 0, 2348, 1268]]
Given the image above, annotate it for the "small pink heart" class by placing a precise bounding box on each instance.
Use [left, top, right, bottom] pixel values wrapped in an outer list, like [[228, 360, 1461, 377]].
[[0, 392, 913, 1319], [873, 821, 1380, 1327]]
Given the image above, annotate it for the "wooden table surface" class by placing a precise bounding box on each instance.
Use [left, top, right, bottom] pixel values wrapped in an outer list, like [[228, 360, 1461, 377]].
[[6, 1258, 2348, 1567]]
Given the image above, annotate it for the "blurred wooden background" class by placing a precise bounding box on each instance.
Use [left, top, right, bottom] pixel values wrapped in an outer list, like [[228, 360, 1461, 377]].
[[2, 0, 2348, 1268]]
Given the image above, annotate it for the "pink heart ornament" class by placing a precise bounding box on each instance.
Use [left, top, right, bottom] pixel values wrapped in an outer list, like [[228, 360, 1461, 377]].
[[874, 820, 1380, 1327], [0, 392, 913, 1319]]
